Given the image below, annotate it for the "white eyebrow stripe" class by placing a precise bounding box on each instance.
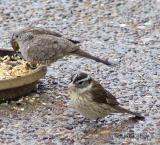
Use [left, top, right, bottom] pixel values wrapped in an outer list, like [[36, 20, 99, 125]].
[[77, 74, 91, 83], [72, 74, 78, 82]]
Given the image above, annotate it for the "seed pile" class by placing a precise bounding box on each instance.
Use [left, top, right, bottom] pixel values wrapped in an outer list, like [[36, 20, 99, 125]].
[[0, 55, 35, 80]]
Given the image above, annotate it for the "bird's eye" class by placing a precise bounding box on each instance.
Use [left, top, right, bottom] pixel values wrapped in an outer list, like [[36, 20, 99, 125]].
[[15, 35, 18, 38], [78, 82, 82, 84], [78, 81, 84, 85]]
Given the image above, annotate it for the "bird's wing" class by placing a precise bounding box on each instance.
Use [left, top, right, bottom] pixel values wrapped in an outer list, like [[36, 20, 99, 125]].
[[26, 34, 78, 63], [25, 27, 63, 37], [90, 80, 119, 105], [21, 27, 80, 44]]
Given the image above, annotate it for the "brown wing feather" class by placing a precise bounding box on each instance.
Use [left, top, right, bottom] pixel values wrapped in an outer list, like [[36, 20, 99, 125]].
[[20, 27, 80, 44], [26, 27, 63, 37], [90, 80, 119, 105], [26, 34, 79, 64]]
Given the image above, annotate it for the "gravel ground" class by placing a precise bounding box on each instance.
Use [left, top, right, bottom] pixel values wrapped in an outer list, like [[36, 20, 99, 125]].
[[0, 0, 160, 144]]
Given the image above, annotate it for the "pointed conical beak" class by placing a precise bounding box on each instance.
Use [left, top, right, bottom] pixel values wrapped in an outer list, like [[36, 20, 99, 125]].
[[68, 82, 75, 89]]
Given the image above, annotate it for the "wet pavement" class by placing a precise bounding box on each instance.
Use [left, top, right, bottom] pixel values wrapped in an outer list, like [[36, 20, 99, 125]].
[[0, 0, 160, 144]]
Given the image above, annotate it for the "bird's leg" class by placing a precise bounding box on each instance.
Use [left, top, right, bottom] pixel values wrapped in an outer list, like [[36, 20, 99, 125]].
[[89, 118, 103, 128], [95, 118, 100, 123]]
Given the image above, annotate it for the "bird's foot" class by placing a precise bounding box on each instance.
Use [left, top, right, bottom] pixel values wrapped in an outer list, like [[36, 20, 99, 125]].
[[90, 118, 104, 128]]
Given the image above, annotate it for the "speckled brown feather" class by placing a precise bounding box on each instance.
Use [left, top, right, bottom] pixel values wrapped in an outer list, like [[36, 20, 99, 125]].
[[90, 80, 144, 118], [90, 80, 119, 105]]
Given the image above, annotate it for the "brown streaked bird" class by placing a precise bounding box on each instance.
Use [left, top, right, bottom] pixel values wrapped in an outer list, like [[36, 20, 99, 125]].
[[10, 26, 115, 66], [68, 72, 144, 120]]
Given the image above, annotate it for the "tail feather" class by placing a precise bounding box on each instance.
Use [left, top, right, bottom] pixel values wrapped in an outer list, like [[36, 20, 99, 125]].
[[73, 49, 115, 66], [114, 105, 144, 120]]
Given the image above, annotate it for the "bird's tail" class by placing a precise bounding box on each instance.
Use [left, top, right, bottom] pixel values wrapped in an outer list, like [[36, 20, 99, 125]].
[[73, 49, 116, 66], [113, 105, 144, 120]]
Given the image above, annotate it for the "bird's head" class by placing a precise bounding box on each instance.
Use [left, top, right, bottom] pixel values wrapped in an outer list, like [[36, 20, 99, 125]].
[[10, 28, 34, 51], [10, 32, 21, 51], [69, 72, 93, 94]]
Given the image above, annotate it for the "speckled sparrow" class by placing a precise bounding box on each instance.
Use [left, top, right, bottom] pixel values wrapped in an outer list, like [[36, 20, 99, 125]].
[[11, 26, 115, 66], [68, 72, 144, 120]]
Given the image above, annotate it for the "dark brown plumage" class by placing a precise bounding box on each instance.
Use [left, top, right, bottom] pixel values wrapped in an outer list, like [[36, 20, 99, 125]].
[[11, 26, 115, 66], [91, 80, 119, 105], [68, 72, 144, 120]]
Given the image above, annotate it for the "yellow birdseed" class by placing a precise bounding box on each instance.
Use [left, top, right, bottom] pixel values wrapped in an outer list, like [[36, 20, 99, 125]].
[[0, 55, 37, 80]]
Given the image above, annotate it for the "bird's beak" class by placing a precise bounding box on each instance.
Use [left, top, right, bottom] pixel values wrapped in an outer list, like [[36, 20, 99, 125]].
[[68, 82, 75, 89], [10, 35, 19, 51]]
